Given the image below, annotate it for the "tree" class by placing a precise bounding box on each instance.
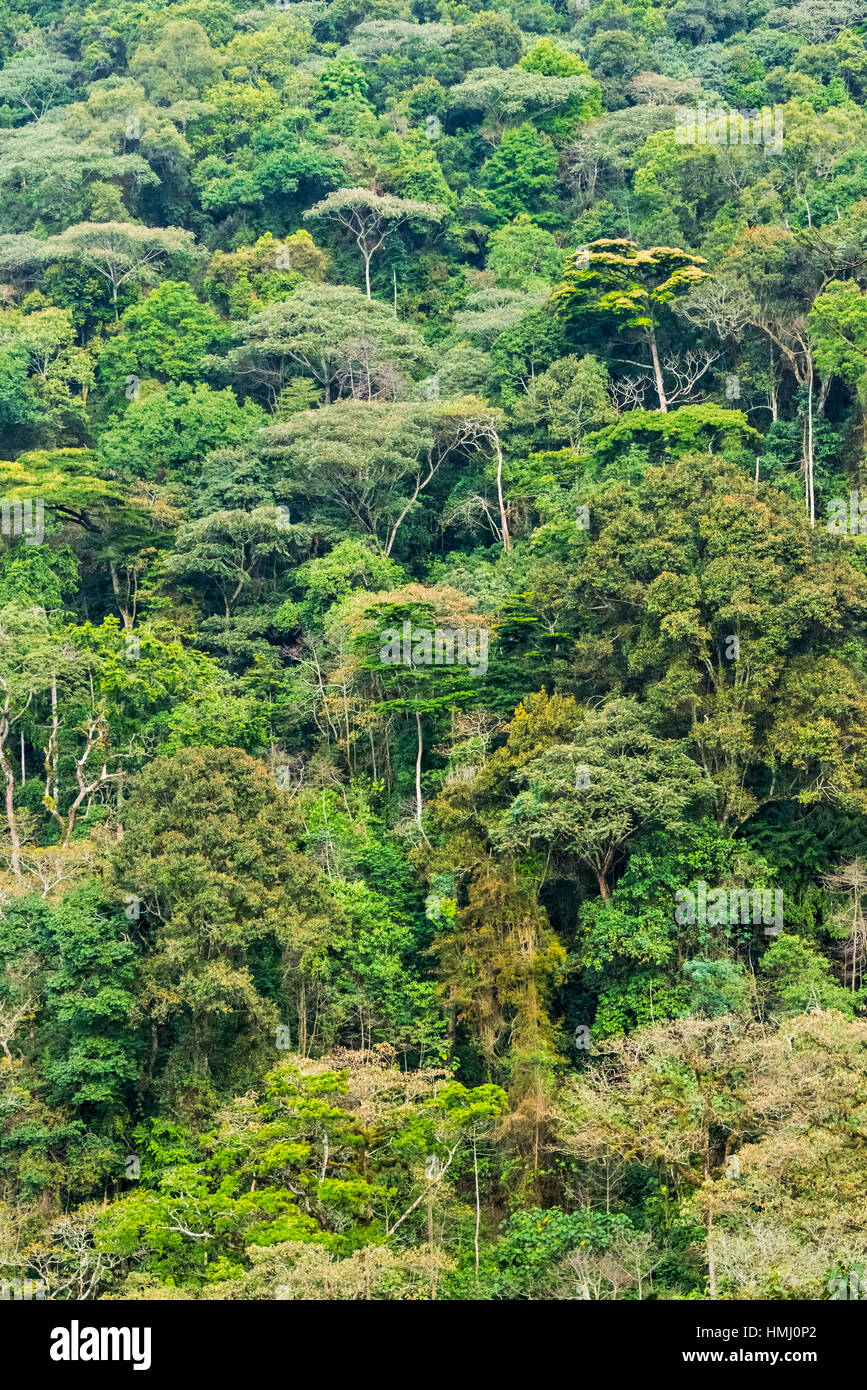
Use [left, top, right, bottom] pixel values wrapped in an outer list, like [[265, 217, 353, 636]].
[[160, 506, 300, 619], [204, 232, 328, 317], [509, 451, 867, 827], [0, 603, 57, 874], [711, 228, 821, 521], [97, 280, 228, 388], [553, 238, 709, 411], [487, 214, 563, 291], [85, 1050, 509, 1296], [0, 603, 140, 867], [304, 188, 446, 299], [0, 122, 156, 235], [128, 20, 221, 106], [808, 278, 867, 432], [759, 935, 856, 1016], [221, 283, 432, 404], [0, 446, 128, 532], [97, 384, 265, 483], [43, 223, 199, 319], [450, 67, 598, 140], [510, 353, 616, 449], [823, 860, 867, 994], [387, 1078, 507, 1290], [328, 581, 491, 821], [219, 16, 311, 87], [775, 0, 867, 46], [518, 39, 603, 138], [109, 748, 333, 1091], [0, 305, 93, 445], [323, 878, 442, 1055], [265, 397, 503, 556], [494, 694, 710, 899], [39, 883, 139, 1111], [558, 1011, 867, 1298], [192, 107, 344, 219], [454, 287, 548, 347], [0, 50, 75, 123], [425, 692, 594, 1098], [432, 854, 567, 1105], [0, 993, 34, 1063], [481, 123, 560, 224]]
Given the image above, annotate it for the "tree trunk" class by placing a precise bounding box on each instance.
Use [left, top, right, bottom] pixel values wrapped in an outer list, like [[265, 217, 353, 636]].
[[299, 982, 307, 1055], [109, 563, 132, 629], [473, 1135, 481, 1288], [427, 1189, 437, 1301], [707, 1189, 717, 1298], [494, 431, 511, 553], [806, 362, 815, 528], [415, 711, 424, 835], [0, 734, 22, 876], [648, 329, 668, 412]]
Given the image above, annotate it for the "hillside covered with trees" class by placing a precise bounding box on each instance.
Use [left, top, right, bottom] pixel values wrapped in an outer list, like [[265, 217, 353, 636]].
[[1, 0, 866, 1304]]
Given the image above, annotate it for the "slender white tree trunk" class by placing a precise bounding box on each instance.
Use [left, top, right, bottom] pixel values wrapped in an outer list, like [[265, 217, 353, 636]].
[[648, 330, 668, 412], [415, 711, 424, 834], [807, 361, 815, 528], [494, 432, 511, 553], [0, 723, 21, 877]]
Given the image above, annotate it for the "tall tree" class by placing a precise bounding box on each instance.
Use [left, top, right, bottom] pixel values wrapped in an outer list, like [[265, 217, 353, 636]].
[[304, 188, 446, 299], [553, 238, 709, 411], [110, 747, 333, 1093], [220, 283, 432, 405], [43, 223, 199, 318]]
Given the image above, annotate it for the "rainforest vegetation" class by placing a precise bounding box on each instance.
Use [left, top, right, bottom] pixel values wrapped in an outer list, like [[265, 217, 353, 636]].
[[0, 0, 866, 1303]]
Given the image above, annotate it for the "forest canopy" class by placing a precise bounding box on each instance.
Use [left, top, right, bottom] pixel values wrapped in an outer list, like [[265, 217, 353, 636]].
[[0, 0, 866, 1306]]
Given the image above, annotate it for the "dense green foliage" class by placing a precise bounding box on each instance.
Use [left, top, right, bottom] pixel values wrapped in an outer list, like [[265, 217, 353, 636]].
[[1, 0, 867, 1303]]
